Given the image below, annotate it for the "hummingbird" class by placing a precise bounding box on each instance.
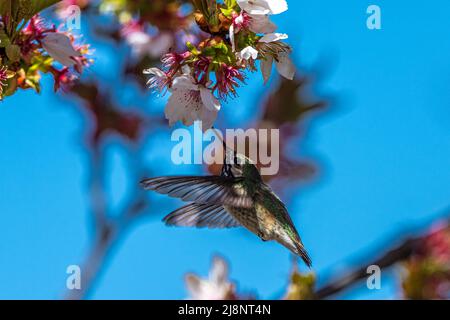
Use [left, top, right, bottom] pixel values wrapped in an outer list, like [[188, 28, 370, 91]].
[[140, 148, 312, 267]]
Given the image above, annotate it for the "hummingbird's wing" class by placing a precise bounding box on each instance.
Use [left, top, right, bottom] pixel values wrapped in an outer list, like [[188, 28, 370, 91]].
[[140, 176, 253, 207], [163, 203, 241, 228]]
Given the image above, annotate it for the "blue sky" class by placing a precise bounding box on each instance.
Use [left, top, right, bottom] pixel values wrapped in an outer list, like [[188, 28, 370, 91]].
[[0, 0, 449, 299]]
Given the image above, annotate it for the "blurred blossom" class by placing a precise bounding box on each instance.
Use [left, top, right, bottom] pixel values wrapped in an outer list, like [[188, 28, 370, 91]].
[[56, 0, 90, 19], [121, 22, 173, 59], [99, 0, 192, 30], [179, 32, 201, 49], [421, 223, 450, 264], [402, 222, 450, 299], [185, 256, 237, 300], [284, 261, 316, 300], [80, 1, 196, 87], [58, 0, 90, 10]]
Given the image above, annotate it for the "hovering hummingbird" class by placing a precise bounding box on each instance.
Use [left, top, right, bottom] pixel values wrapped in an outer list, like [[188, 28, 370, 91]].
[[140, 147, 312, 267]]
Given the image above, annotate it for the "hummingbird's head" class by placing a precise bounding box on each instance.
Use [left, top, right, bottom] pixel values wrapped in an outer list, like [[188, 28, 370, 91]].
[[224, 153, 262, 182]]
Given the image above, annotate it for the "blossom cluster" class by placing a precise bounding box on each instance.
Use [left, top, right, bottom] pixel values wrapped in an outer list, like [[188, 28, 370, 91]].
[[185, 256, 238, 300], [144, 0, 295, 130], [96, 0, 192, 60], [0, 2, 90, 101], [56, 0, 195, 82], [184, 255, 314, 300]]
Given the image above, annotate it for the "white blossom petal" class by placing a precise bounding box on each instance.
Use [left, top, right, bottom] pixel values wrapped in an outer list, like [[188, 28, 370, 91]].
[[200, 87, 221, 112], [261, 55, 274, 84], [276, 53, 295, 80], [127, 31, 172, 58], [125, 31, 150, 57], [266, 0, 288, 14], [185, 257, 233, 300], [143, 67, 165, 77], [235, 14, 245, 25], [165, 89, 192, 126], [237, 0, 288, 15], [196, 108, 218, 131], [238, 46, 259, 60], [164, 76, 219, 130], [229, 24, 236, 52], [210, 256, 228, 284], [143, 67, 168, 94], [181, 65, 191, 75], [259, 32, 288, 43], [185, 274, 203, 299], [41, 32, 81, 67], [172, 75, 198, 91], [248, 14, 277, 34]]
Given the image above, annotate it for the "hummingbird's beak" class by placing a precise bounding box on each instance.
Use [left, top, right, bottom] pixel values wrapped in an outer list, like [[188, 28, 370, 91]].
[[211, 127, 233, 165], [211, 127, 227, 149]]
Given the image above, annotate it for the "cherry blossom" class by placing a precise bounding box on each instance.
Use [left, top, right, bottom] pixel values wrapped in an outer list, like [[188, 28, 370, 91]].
[[143, 68, 170, 95], [164, 73, 220, 131], [143, 0, 295, 130], [185, 256, 236, 300], [121, 21, 174, 59], [259, 33, 295, 82], [238, 46, 259, 61]]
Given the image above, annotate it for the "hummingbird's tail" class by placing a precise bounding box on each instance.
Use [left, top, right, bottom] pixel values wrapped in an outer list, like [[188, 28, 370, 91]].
[[280, 236, 312, 268], [292, 242, 312, 268]]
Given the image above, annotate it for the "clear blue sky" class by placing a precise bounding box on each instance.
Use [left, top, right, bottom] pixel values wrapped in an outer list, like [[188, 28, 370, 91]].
[[0, 0, 449, 299]]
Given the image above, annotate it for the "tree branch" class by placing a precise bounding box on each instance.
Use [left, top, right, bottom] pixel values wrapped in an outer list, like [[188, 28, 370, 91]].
[[315, 212, 450, 299]]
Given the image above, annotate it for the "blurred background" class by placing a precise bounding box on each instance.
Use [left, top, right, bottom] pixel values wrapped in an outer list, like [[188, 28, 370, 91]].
[[0, 0, 449, 299]]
